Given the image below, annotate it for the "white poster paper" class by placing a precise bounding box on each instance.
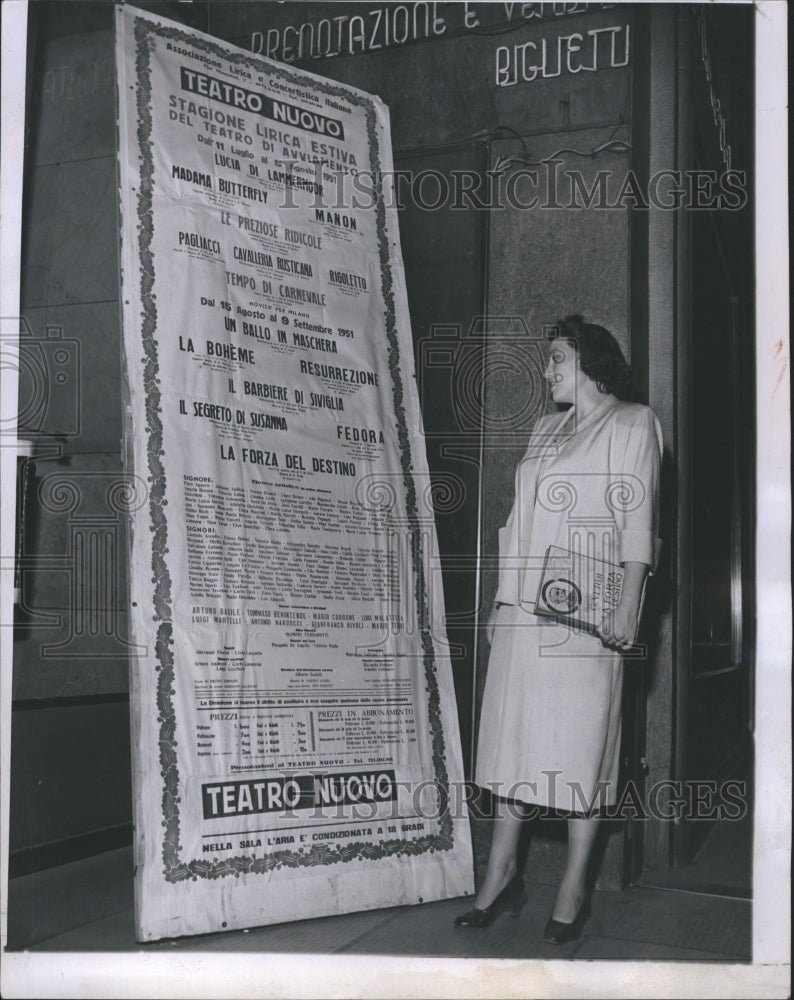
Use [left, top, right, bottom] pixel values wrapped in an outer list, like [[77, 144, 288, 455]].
[[115, 4, 473, 942]]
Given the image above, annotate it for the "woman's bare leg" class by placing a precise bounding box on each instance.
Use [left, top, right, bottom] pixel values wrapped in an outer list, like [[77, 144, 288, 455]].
[[551, 815, 600, 922], [474, 803, 525, 908]]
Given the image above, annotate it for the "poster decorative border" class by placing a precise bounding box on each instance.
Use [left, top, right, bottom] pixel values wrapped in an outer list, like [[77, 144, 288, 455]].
[[128, 15, 453, 883]]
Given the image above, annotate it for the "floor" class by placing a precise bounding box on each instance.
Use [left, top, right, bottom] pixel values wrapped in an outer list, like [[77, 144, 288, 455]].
[[5, 841, 751, 961]]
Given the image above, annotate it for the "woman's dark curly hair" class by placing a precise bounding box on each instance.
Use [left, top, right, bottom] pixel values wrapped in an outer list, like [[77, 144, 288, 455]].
[[555, 314, 634, 399]]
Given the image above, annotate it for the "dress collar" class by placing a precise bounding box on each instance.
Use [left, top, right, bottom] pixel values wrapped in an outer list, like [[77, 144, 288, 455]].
[[557, 393, 619, 438]]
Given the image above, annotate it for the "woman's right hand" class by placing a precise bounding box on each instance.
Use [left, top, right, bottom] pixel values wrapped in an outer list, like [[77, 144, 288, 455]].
[[485, 602, 503, 645]]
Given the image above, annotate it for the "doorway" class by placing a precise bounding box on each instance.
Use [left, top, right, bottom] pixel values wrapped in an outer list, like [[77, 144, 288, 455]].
[[642, 4, 755, 898]]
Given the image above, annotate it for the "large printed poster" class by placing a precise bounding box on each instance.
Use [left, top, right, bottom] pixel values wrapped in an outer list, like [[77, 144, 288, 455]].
[[115, 5, 473, 941]]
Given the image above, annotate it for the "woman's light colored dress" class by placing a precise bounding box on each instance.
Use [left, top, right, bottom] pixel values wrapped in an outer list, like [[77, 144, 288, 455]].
[[475, 397, 662, 812]]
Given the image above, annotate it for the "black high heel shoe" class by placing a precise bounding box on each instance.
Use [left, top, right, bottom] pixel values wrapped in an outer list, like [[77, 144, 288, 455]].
[[454, 873, 527, 927], [543, 896, 591, 944]]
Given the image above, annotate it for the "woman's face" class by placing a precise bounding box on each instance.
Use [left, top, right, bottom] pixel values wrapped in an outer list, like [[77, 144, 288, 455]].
[[544, 338, 581, 405]]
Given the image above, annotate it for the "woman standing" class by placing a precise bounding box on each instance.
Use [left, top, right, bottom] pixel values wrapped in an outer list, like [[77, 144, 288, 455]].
[[455, 314, 662, 943]]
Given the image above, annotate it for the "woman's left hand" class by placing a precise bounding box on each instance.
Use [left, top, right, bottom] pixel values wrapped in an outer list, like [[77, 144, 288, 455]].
[[598, 600, 639, 653], [598, 561, 648, 653]]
